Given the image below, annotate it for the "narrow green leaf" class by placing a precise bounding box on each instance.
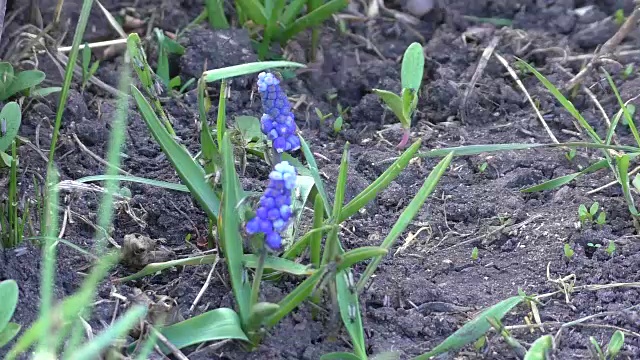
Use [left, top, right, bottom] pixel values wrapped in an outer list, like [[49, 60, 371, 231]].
[[159, 308, 248, 352], [242, 254, 313, 275], [70, 306, 147, 360], [413, 296, 524, 360], [280, 0, 308, 25], [266, 267, 324, 327], [0, 280, 19, 331], [419, 142, 640, 158], [206, 0, 230, 28], [221, 133, 251, 323], [310, 193, 325, 268], [279, 0, 348, 43], [75, 174, 189, 192], [524, 335, 553, 360], [235, 0, 268, 25], [260, 0, 286, 59], [131, 85, 220, 218], [337, 269, 366, 359], [0, 102, 21, 152], [341, 139, 421, 221], [300, 134, 331, 215], [0, 322, 21, 348], [603, 69, 640, 147], [605, 330, 624, 359], [89, 61, 100, 78], [617, 154, 639, 216], [115, 255, 218, 282], [321, 352, 362, 360], [337, 246, 387, 272], [216, 80, 227, 149], [522, 158, 609, 192], [357, 153, 453, 292], [197, 77, 220, 176], [82, 43, 91, 77], [372, 89, 406, 125], [401, 42, 424, 91], [203, 61, 304, 83]]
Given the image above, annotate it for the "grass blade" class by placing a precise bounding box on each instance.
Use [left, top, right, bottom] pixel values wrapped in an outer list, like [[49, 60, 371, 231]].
[[49, 0, 94, 164], [279, 0, 348, 43], [616, 154, 639, 216], [203, 61, 304, 83], [419, 142, 640, 158], [299, 134, 331, 215], [603, 69, 640, 147], [197, 77, 220, 176], [131, 85, 220, 218], [74, 174, 189, 192], [310, 193, 325, 268], [337, 269, 366, 359], [357, 153, 452, 292], [522, 158, 610, 192], [158, 308, 248, 352], [205, 0, 229, 29], [337, 246, 387, 272], [115, 254, 218, 282], [69, 305, 147, 360], [243, 254, 314, 276], [235, 0, 268, 25], [259, 0, 286, 59], [413, 296, 524, 360]]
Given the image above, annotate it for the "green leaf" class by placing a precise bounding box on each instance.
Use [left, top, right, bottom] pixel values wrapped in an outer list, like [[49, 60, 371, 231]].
[[30, 87, 61, 97], [604, 69, 640, 147], [617, 154, 639, 216], [74, 174, 189, 192], [321, 352, 362, 360], [127, 33, 155, 89], [310, 194, 325, 268], [5, 70, 45, 99], [70, 305, 147, 360], [247, 302, 280, 331], [89, 60, 100, 78], [337, 269, 367, 359], [266, 267, 324, 327], [401, 88, 415, 127], [131, 85, 220, 218], [242, 254, 313, 275], [280, 0, 308, 25], [158, 308, 248, 352], [203, 61, 304, 83], [605, 330, 624, 359], [169, 76, 181, 89], [197, 77, 220, 175], [0, 280, 19, 331], [300, 134, 331, 215], [333, 116, 343, 133], [82, 43, 91, 76], [0, 322, 21, 348], [420, 142, 640, 158], [357, 153, 453, 292], [337, 246, 387, 272], [401, 42, 424, 91], [370, 352, 402, 360], [221, 133, 251, 323], [524, 335, 552, 360], [589, 202, 599, 216], [372, 89, 406, 126], [115, 254, 218, 282], [413, 296, 524, 360], [235, 0, 268, 25], [236, 115, 265, 143], [205, 0, 230, 29], [279, 0, 348, 43], [260, 0, 286, 59], [0, 62, 15, 99], [290, 174, 316, 241], [0, 102, 21, 152], [341, 139, 421, 221], [522, 158, 609, 192]]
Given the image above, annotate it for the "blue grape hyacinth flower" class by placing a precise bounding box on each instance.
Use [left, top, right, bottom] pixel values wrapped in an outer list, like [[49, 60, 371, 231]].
[[246, 161, 297, 250], [257, 72, 301, 153]]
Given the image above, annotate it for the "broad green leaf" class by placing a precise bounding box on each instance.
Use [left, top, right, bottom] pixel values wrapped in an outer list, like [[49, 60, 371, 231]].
[[524, 335, 552, 360], [70, 305, 147, 360], [522, 158, 609, 192], [341, 139, 421, 221], [401, 42, 424, 91], [169, 76, 181, 89], [221, 133, 251, 323], [0, 322, 21, 348], [372, 89, 406, 125], [300, 134, 331, 215], [5, 70, 45, 99], [321, 353, 362, 360], [0, 62, 15, 99], [337, 269, 366, 359], [236, 115, 265, 143], [159, 308, 248, 352], [115, 254, 218, 282], [266, 267, 324, 327], [75, 174, 189, 192], [203, 61, 304, 83], [30, 87, 61, 97], [279, 0, 348, 42], [358, 153, 453, 292], [337, 246, 387, 272], [605, 330, 624, 359], [131, 85, 220, 218], [413, 296, 524, 360], [0, 102, 21, 152], [0, 280, 19, 331], [242, 254, 313, 275]]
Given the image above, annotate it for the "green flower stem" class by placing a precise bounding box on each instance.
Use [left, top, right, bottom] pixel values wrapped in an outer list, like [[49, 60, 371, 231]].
[[250, 246, 267, 306]]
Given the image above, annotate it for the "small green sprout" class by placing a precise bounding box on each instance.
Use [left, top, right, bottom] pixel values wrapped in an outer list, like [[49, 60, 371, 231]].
[[471, 247, 479, 261], [314, 108, 333, 126], [606, 240, 616, 256], [154, 28, 186, 91], [565, 148, 576, 161], [0, 62, 47, 101], [81, 43, 100, 89], [333, 116, 343, 134], [373, 42, 424, 149], [614, 8, 626, 26], [478, 161, 488, 173], [622, 63, 634, 80], [589, 330, 625, 360], [563, 243, 574, 260], [578, 202, 606, 227], [587, 242, 601, 249]]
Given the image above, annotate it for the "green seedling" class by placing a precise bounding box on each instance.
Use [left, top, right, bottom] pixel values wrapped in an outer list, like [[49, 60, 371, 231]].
[[578, 202, 606, 227], [614, 9, 626, 26], [314, 108, 333, 126], [622, 63, 634, 80], [0, 62, 47, 101], [563, 243, 574, 260], [606, 240, 616, 256], [587, 242, 601, 249], [81, 43, 100, 89], [373, 42, 425, 149], [589, 330, 625, 360], [565, 148, 576, 161], [471, 247, 479, 260], [154, 28, 186, 91], [478, 161, 488, 173]]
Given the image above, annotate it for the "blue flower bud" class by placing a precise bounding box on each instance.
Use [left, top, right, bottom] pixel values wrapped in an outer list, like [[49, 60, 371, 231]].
[[257, 72, 301, 154]]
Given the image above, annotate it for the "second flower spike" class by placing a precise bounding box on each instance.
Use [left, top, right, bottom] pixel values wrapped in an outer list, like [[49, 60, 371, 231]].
[[257, 72, 301, 153]]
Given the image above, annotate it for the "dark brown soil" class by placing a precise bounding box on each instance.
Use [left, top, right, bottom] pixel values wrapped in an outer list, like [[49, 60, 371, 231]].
[[2, 0, 640, 359]]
